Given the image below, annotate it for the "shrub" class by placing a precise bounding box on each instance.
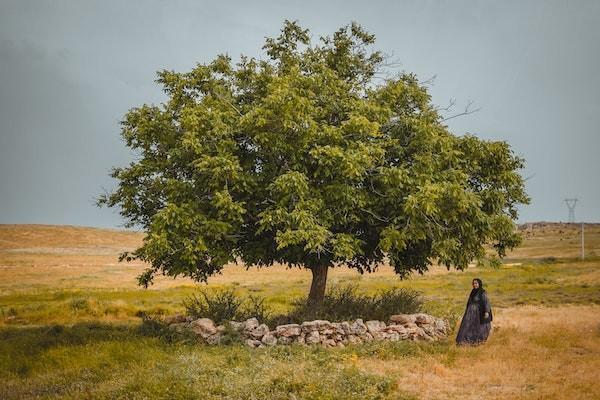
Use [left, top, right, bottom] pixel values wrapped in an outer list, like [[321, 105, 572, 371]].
[[242, 294, 272, 323], [183, 289, 241, 322], [370, 286, 424, 320], [269, 284, 423, 325], [183, 288, 271, 324]]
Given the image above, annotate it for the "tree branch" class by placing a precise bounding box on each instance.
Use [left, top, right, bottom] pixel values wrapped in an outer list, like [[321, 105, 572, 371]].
[[441, 100, 480, 122]]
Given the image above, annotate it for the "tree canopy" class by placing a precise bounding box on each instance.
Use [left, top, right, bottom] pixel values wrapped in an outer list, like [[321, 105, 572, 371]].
[[98, 20, 529, 305]]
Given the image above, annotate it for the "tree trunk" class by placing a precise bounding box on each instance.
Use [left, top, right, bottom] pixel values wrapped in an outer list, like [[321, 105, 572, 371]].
[[307, 264, 329, 307]]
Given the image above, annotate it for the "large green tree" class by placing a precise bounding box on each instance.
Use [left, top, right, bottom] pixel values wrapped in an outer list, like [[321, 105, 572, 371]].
[[98, 21, 529, 306]]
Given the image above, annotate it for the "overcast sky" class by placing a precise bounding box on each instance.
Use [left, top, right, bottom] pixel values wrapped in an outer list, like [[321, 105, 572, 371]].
[[1, 0, 599, 228]]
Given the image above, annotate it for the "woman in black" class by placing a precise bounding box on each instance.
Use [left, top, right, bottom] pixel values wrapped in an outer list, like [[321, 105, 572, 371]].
[[456, 278, 493, 345]]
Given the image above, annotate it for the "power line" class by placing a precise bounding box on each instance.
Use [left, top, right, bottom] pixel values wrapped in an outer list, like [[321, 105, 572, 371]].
[[564, 198, 578, 223]]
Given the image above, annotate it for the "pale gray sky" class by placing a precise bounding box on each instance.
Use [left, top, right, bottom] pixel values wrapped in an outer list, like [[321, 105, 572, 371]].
[[1, 0, 599, 228]]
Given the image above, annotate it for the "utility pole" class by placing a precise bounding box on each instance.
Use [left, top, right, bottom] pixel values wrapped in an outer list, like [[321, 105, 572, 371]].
[[565, 198, 584, 260]]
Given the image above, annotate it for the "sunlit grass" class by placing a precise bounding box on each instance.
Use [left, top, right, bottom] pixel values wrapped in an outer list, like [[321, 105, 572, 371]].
[[4, 259, 599, 327]]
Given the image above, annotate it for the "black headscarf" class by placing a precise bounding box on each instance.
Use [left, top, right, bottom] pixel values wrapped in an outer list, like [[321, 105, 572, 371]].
[[468, 278, 493, 322], [468, 278, 484, 305]]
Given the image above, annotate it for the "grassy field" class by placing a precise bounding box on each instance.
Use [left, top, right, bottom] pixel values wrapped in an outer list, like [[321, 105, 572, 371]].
[[1, 223, 599, 399]]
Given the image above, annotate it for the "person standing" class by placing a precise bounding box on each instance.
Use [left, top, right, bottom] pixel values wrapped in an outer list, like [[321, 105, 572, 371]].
[[456, 278, 493, 345]]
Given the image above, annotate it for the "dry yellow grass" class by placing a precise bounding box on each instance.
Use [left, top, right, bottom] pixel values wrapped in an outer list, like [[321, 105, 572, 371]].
[[4, 223, 597, 292], [0, 224, 142, 250], [508, 222, 600, 259], [0, 224, 462, 292], [359, 304, 600, 400]]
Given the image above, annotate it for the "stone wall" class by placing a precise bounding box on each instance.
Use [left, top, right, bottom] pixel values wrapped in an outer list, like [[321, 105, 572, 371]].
[[165, 313, 449, 348]]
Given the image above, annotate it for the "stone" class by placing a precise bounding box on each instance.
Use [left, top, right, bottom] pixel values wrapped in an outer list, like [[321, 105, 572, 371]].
[[275, 324, 302, 337], [164, 314, 187, 325], [404, 322, 419, 330], [217, 325, 226, 333], [305, 331, 320, 345], [384, 324, 407, 334], [261, 333, 277, 346], [434, 318, 448, 334], [421, 324, 437, 338], [331, 322, 346, 335], [348, 319, 368, 335], [365, 320, 386, 334], [389, 314, 416, 325], [301, 321, 318, 333], [301, 320, 332, 333], [370, 330, 386, 341], [190, 318, 217, 338], [249, 324, 270, 339], [339, 321, 352, 335], [385, 325, 409, 339], [406, 326, 426, 340], [414, 313, 436, 325], [336, 342, 345, 348], [206, 333, 221, 345], [315, 320, 333, 330], [297, 333, 306, 345], [322, 338, 337, 347], [243, 318, 259, 332]]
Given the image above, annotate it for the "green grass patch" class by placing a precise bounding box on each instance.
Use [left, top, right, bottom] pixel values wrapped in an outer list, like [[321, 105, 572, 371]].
[[0, 322, 426, 399]]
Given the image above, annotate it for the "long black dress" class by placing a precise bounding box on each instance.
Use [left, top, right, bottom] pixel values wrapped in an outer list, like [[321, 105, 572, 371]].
[[455, 289, 493, 345]]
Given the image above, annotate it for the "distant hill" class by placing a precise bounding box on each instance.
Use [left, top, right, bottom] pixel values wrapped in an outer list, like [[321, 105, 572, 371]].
[[0, 224, 143, 253], [0, 222, 597, 261]]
